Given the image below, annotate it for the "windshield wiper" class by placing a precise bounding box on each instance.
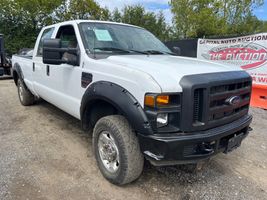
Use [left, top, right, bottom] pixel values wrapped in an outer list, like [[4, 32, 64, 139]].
[[143, 50, 176, 55], [93, 47, 131, 53], [92, 47, 174, 55], [93, 47, 151, 55], [129, 50, 175, 55], [129, 49, 150, 55]]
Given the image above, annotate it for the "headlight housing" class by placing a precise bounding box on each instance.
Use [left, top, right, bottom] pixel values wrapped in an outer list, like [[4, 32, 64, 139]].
[[157, 113, 168, 128], [144, 93, 182, 133]]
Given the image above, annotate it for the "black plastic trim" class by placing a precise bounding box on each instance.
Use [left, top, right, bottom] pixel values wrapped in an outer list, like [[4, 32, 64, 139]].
[[81, 72, 92, 88], [179, 71, 252, 132], [46, 65, 50, 76], [13, 63, 24, 83], [80, 81, 153, 135], [138, 114, 252, 166]]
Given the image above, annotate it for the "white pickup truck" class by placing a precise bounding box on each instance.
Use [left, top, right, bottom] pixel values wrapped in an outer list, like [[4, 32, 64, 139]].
[[12, 20, 252, 185]]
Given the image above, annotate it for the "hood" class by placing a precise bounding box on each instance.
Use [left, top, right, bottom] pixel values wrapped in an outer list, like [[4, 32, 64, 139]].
[[100, 55, 242, 92]]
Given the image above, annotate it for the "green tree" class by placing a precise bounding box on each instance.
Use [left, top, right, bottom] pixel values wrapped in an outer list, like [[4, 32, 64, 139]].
[[222, 0, 264, 34], [0, 0, 108, 54], [263, 21, 267, 32], [110, 5, 172, 41], [0, 0, 64, 54], [170, 0, 264, 38], [111, 8, 122, 22], [56, 0, 109, 21]]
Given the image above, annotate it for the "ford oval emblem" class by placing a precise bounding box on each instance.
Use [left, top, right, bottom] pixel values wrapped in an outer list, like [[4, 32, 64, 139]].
[[226, 96, 241, 106]]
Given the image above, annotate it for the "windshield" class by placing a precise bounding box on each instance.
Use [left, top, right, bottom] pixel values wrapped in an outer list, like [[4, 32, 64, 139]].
[[79, 22, 172, 55]]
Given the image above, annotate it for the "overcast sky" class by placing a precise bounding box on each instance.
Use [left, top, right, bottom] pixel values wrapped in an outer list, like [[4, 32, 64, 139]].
[[95, 0, 267, 24]]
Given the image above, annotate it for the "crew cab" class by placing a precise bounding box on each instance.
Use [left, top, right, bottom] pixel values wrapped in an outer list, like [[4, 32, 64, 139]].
[[12, 20, 252, 185]]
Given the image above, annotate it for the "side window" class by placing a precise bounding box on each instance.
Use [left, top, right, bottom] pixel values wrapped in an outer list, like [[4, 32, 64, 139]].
[[37, 28, 54, 56], [56, 25, 78, 48], [56, 25, 78, 62]]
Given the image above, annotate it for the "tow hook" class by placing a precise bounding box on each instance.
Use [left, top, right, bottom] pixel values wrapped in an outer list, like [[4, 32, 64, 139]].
[[248, 127, 253, 132], [199, 142, 215, 155]]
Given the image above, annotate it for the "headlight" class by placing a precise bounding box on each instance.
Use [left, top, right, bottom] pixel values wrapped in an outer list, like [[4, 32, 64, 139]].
[[157, 113, 168, 127], [144, 93, 181, 132]]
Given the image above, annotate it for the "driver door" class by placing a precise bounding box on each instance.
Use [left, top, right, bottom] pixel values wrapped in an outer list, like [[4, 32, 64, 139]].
[[41, 24, 83, 119]]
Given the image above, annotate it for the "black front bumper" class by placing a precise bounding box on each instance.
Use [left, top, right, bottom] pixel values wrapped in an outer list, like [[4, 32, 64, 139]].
[[138, 114, 252, 166]]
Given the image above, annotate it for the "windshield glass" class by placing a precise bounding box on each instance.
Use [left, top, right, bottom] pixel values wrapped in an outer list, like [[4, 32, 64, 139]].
[[79, 22, 172, 55]]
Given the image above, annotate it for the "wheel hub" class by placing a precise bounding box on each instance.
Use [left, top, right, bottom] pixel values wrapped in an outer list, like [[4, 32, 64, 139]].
[[103, 143, 117, 162], [98, 131, 120, 173], [18, 84, 23, 102]]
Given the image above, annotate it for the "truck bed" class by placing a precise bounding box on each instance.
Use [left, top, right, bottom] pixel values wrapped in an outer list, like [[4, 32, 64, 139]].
[[12, 54, 33, 88], [14, 54, 32, 59]]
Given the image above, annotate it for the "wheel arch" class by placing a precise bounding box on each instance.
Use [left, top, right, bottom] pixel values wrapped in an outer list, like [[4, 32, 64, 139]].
[[80, 81, 152, 135], [12, 63, 23, 85]]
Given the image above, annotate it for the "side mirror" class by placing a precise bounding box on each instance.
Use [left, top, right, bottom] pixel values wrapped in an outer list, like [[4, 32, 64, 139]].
[[172, 46, 181, 56], [43, 39, 79, 66]]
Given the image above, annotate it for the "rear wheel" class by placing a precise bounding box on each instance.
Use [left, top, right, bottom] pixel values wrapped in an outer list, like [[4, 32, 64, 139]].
[[17, 79, 35, 106], [93, 115, 144, 185]]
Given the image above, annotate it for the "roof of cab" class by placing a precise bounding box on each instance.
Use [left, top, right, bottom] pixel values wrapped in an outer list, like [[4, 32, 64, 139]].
[[43, 20, 141, 29]]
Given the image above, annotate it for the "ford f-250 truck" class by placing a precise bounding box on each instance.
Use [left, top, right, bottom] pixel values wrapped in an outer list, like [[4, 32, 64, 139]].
[[12, 20, 252, 185]]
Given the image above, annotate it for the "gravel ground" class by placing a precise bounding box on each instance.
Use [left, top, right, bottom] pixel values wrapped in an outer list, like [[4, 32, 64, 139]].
[[0, 78, 267, 200]]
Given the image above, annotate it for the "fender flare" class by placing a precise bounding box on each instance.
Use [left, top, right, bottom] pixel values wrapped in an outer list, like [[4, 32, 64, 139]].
[[12, 63, 24, 84], [80, 81, 153, 135]]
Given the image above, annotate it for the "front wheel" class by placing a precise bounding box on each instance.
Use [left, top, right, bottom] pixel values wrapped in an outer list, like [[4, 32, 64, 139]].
[[17, 79, 35, 106], [93, 115, 144, 185]]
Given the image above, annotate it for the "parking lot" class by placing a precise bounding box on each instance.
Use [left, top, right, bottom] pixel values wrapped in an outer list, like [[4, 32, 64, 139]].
[[0, 78, 267, 200]]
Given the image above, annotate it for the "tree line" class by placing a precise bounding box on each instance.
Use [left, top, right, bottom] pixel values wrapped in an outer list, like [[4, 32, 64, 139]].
[[0, 0, 266, 55]]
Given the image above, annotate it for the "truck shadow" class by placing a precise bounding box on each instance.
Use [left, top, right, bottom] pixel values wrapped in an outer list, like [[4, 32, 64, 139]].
[[37, 99, 84, 132]]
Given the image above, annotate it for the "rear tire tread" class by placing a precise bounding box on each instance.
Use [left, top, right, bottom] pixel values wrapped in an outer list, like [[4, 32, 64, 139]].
[[17, 79, 35, 106]]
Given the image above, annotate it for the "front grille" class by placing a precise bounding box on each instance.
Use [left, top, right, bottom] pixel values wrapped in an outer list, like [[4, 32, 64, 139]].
[[191, 80, 251, 130], [193, 89, 204, 125], [208, 81, 251, 122], [180, 71, 252, 132]]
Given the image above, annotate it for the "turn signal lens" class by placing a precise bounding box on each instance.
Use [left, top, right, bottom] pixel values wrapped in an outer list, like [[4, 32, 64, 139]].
[[144, 95, 155, 107], [157, 95, 169, 105], [144, 94, 170, 107]]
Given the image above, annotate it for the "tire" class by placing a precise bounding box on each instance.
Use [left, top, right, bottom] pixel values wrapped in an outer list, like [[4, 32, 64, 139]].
[[93, 115, 144, 185], [17, 79, 35, 106]]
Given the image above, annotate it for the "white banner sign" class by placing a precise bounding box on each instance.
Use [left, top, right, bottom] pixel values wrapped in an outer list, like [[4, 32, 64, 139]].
[[197, 33, 267, 85]]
